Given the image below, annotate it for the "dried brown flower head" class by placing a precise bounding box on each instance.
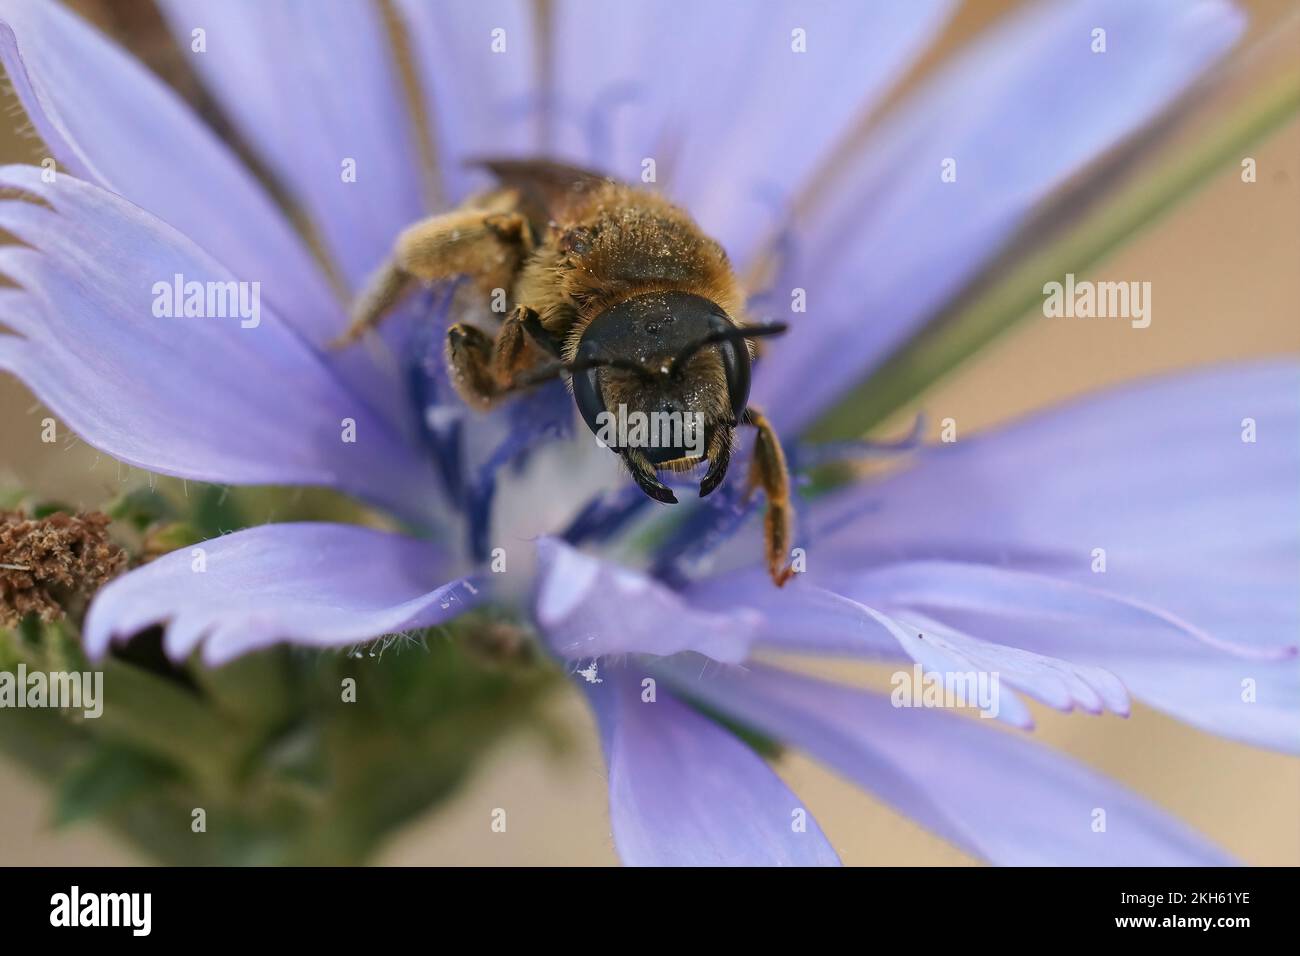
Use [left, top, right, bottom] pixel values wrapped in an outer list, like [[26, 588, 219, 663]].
[[0, 510, 126, 628]]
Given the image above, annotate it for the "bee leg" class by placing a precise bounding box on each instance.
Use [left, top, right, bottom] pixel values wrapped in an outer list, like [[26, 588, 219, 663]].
[[623, 450, 679, 505], [493, 305, 557, 383], [448, 305, 563, 407], [332, 196, 532, 348], [333, 259, 412, 348], [520, 306, 564, 358], [445, 323, 500, 407], [741, 406, 795, 587]]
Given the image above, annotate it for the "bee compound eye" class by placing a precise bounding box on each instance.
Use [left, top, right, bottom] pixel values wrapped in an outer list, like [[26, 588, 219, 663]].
[[708, 316, 752, 419], [572, 345, 612, 445], [643, 314, 674, 335]]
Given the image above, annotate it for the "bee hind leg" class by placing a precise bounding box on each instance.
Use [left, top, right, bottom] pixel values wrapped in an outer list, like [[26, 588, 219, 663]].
[[332, 259, 413, 348], [741, 406, 795, 587], [332, 193, 533, 348]]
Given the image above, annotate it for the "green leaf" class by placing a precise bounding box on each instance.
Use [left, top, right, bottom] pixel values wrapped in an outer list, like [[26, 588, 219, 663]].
[[189, 484, 245, 538], [55, 745, 177, 826], [2, 615, 563, 864], [93, 657, 243, 788], [141, 521, 204, 555], [16, 613, 43, 650], [0, 487, 26, 510], [106, 487, 177, 532]]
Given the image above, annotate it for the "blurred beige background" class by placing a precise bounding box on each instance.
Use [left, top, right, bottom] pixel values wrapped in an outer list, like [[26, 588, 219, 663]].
[[1, 0, 1297, 865]]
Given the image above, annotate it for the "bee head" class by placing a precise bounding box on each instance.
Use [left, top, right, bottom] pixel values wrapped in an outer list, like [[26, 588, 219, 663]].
[[569, 291, 786, 499]]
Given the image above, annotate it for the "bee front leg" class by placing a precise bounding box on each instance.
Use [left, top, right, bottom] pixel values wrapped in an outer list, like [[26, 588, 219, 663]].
[[332, 195, 532, 348], [445, 323, 500, 407], [741, 406, 795, 587], [447, 305, 561, 407]]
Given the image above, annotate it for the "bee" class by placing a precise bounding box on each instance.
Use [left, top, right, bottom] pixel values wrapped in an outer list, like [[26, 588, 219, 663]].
[[334, 160, 794, 586]]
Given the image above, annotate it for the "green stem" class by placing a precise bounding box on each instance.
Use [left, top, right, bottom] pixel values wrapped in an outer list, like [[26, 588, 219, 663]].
[[808, 71, 1300, 443]]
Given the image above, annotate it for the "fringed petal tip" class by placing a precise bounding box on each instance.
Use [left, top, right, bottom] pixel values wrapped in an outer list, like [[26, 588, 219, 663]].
[[0, 165, 435, 523], [798, 361, 1300, 753], [85, 523, 480, 667]]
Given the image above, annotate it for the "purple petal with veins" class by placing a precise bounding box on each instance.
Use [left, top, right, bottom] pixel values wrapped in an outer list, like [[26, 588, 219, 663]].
[[0, 167, 436, 525], [655, 658, 1235, 866], [85, 523, 480, 667], [155, 0, 426, 292], [394, 0, 543, 204], [584, 664, 840, 866], [534, 537, 759, 663], [753, 0, 1245, 432], [545, 0, 955, 268]]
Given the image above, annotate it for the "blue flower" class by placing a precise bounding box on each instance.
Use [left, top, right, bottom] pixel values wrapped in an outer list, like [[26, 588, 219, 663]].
[[0, 0, 1293, 865]]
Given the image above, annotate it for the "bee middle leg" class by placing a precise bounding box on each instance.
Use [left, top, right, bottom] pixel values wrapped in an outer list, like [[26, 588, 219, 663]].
[[741, 406, 795, 587], [332, 192, 533, 348]]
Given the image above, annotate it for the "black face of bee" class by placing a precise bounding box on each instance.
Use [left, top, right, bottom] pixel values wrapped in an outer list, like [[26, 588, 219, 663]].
[[572, 291, 751, 468]]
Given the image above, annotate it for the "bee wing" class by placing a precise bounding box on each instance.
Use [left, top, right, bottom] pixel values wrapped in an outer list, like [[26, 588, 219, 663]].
[[466, 157, 610, 230]]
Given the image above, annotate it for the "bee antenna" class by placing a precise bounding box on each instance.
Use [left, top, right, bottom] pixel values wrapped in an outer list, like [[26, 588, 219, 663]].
[[510, 352, 659, 389], [567, 353, 658, 383], [668, 322, 789, 378]]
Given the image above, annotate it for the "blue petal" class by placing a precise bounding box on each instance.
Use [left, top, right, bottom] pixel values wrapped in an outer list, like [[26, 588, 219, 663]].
[[0, 0, 414, 434], [533, 538, 759, 663], [539, 534, 1121, 732], [85, 523, 479, 666], [547, 0, 954, 268], [754, 0, 1245, 432], [394, 0, 543, 204], [155, 0, 426, 290], [687, 576, 1130, 729], [584, 664, 840, 866], [656, 657, 1235, 865], [839, 560, 1296, 754], [688, 577, 903, 658], [0, 0, 336, 339], [0, 167, 435, 523], [780, 361, 1300, 752]]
